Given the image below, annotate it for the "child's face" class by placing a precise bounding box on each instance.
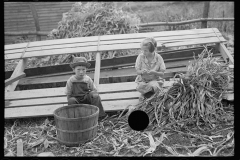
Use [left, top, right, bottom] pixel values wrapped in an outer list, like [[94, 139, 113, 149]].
[[141, 45, 151, 56], [73, 66, 87, 78]]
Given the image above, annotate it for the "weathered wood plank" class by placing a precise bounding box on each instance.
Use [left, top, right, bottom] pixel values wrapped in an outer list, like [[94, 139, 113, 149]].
[[5, 37, 222, 60], [5, 35, 99, 50], [5, 59, 27, 92], [5, 72, 26, 87], [5, 91, 141, 108], [5, 45, 217, 79], [5, 28, 221, 50], [5, 41, 98, 55], [99, 28, 222, 41], [222, 93, 234, 101], [94, 52, 101, 90], [16, 65, 186, 86], [17, 139, 23, 156], [16, 59, 191, 86], [5, 81, 174, 100], [5, 82, 137, 100], [28, 3, 41, 41], [5, 32, 222, 54], [99, 32, 223, 45], [99, 37, 225, 51], [5, 99, 139, 119], [218, 43, 234, 64]]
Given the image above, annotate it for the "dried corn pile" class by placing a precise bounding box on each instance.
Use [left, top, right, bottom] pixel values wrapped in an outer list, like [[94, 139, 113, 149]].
[[47, 2, 139, 39], [122, 46, 234, 131], [47, 2, 141, 62]]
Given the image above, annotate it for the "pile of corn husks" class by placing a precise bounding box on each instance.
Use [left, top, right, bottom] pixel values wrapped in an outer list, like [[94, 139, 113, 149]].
[[122, 46, 233, 131], [47, 2, 141, 62], [47, 2, 140, 39]]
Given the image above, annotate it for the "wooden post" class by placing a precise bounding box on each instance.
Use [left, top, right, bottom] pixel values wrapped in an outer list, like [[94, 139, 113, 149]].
[[201, 1, 210, 28], [217, 43, 234, 65], [29, 3, 41, 41], [17, 139, 23, 156], [94, 36, 101, 91], [5, 72, 26, 87], [5, 60, 27, 92], [94, 52, 101, 91], [5, 42, 29, 92]]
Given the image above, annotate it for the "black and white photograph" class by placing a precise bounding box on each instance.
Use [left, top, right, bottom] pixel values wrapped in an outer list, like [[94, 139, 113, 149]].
[[4, 1, 234, 157]]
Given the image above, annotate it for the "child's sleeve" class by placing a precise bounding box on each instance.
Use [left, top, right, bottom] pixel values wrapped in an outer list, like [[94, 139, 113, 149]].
[[65, 78, 73, 96], [135, 54, 142, 71], [89, 78, 98, 92], [158, 55, 166, 73]]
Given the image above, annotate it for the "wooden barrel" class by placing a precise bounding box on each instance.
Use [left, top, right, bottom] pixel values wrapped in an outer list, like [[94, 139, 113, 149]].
[[53, 104, 99, 147]]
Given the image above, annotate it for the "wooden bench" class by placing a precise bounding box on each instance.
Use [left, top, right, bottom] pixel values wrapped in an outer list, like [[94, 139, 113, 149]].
[[5, 28, 233, 119], [5, 45, 221, 90]]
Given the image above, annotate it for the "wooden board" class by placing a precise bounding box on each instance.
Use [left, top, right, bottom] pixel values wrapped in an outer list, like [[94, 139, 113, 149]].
[[5, 81, 175, 100], [218, 43, 234, 64], [5, 91, 141, 108], [5, 28, 220, 50], [5, 59, 27, 92], [222, 93, 234, 101], [5, 38, 223, 60], [5, 72, 26, 87], [5, 45, 218, 79], [16, 62, 188, 86], [5, 99, 139, 119], [5, 28, 226, 60], [15, 54, 221, 86], [5, 32, 223, 54]]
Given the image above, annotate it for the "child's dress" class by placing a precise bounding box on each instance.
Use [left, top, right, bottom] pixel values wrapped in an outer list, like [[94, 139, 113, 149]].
[[135, 52, 166, 95]]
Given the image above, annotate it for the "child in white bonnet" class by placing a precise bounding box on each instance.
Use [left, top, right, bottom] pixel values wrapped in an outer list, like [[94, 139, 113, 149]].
[[135, 37, 166, 101]]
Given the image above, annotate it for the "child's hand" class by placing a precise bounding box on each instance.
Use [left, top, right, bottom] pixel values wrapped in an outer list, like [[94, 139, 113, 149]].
[[91, 92, 99, 98], [147, 70, 156, 75], [141, 69, 148, 75]]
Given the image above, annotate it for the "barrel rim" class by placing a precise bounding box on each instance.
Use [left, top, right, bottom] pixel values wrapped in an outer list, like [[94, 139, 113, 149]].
[[53, 104, 99, 121]]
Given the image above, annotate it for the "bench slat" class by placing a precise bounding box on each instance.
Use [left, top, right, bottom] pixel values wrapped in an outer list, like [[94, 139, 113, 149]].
[[5, 28, 217, 51], [5, 37, 223, 60], [5, 81, 174, 100], [99, 37, 225, 51], [99, 28, 222, 41], [5, 28, 226, 60], [17, 58, 192, 85], [5, 41, 99, 55], [5, 82, 137, 100], [5, 36, 99, 50], [5, 46, 99, 60], [5, 99, 139, 119], [5, 91, 141, 108], [99, 32, 223, 45], [5, 32, 223, 55]]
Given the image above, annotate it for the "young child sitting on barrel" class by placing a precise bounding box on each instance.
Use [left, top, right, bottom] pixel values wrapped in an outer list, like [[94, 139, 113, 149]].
[[65, 56, 107, 120], [135, 37, 166, 101]]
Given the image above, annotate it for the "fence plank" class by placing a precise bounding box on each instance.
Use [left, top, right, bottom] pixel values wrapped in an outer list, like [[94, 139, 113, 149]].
[[28, 3, 41, 41], [201, 1, 210, 28]]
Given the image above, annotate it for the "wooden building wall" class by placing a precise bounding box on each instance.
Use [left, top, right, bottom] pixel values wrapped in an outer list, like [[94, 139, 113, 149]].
[[4, 2, 75, 44]]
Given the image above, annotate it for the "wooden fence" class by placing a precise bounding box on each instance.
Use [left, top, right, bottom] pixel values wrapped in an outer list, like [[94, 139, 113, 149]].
[[4, 2, 75, 44], [4, 2, 234, 44]]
